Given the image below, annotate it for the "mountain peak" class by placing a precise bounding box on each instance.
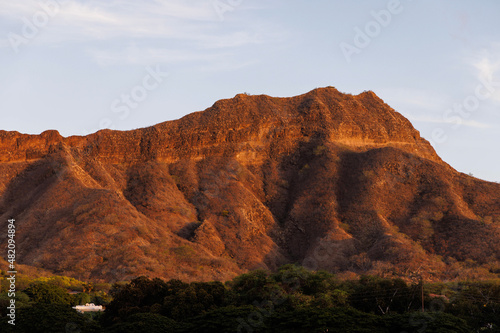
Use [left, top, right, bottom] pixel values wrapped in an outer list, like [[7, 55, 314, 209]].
[[0, 88, 438, 164], [1, 88, 498, 282]]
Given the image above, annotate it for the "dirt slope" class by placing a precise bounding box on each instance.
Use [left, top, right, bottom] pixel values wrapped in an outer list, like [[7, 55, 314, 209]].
[[0, 87, 499, 282]]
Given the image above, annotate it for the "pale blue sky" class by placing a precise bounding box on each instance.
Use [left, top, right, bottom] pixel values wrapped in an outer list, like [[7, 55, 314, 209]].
[[0, 0, 499, 182]]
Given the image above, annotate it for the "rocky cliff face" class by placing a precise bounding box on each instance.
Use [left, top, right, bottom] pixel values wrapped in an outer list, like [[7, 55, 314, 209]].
[[0, 87, 499, 282]]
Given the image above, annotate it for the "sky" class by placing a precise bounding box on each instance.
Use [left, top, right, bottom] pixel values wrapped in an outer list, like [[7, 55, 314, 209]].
[[0, 0, 499, 182]]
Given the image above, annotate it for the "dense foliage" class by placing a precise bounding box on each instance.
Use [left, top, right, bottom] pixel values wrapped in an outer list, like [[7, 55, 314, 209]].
[[1, 265, 500, 332]]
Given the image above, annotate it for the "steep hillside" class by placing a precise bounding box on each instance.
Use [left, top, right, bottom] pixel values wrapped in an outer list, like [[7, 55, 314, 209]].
[[0, 87, 499, 282]]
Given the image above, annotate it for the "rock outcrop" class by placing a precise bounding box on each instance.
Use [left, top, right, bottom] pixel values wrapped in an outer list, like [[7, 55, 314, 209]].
[[0, 87, 499, 282]]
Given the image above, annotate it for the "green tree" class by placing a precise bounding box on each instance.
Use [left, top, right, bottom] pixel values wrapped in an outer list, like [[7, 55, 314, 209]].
[[25, 282, 73, 306], [162, 281, 228, 320], [11, 304, 100, 333], [230, 269, 283, 305], [74, 292, 92, 305], [348, 276, 419, 315], [104, 276, 168, 322], [103, 313, 180, 333]]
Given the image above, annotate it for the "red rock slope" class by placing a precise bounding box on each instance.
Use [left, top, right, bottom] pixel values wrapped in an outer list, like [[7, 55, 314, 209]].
[[0, 87, 499, 282]]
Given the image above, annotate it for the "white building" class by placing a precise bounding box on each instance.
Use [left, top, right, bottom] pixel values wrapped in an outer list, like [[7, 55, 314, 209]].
[[72, 303, 104, 313]]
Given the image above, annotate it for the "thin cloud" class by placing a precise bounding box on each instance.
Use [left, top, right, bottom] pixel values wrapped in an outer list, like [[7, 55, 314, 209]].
[[471, 45, 500, 104], [379, 88, 450, 112], [0, 0, 259, 41], [87, 46, 233, 66], [0, 0, 285, 66], [0, 2, 39, 17], [474, 51, 500, 82], [407, 114, 492, 129]]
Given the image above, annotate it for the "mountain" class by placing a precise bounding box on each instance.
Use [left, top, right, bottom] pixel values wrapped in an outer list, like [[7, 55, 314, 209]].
[[1, 87, 499, 282]]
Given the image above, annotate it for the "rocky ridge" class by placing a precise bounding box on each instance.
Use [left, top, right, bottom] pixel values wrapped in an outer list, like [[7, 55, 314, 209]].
[[0, 87, 498, 282]]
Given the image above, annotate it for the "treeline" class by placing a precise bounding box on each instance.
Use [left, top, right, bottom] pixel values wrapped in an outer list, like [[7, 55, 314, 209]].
[[0, 274, 109, 332], [1, 265, 500, 332]]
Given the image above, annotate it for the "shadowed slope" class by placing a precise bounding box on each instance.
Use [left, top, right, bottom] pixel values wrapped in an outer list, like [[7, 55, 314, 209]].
[[0, 87, 498, 282]]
